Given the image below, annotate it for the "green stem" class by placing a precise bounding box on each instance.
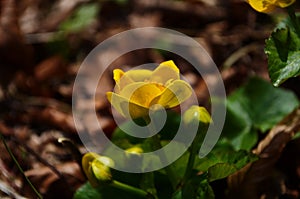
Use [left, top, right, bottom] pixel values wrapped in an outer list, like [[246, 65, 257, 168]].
[[140, 172, 158, 199], [150, 134, 178, 189], [287, 5, 300, 38], [144, 117, 178, 190], [182, 135, 200, 183], [182, 124, 208, 185], [110, 180, 151, 198], [0, 133, 43, 199]]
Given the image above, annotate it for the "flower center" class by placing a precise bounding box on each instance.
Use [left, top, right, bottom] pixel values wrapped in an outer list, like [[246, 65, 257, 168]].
[[153, 83, 165, 91], [144, 80, 166, 91]]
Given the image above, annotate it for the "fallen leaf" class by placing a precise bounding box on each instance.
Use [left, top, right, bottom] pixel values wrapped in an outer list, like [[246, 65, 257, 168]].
[[228, 108, 300, 199]]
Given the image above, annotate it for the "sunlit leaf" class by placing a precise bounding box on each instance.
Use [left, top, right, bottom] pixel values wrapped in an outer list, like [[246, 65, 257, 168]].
[[265, 27, 300, 86]]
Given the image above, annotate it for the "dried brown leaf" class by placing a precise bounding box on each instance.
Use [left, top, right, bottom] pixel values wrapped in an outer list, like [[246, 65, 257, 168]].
[[228, 108, 300, 199], [34, 55, 66, 82], [24, 162, 85, 197], [27, 107, 76, 134]]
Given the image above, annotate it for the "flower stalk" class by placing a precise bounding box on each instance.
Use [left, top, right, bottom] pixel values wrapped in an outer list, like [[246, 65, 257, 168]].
[[110, 180, 152, 198], [181, 106, 211, 186], [144, 116, 179, 190], [140, 172, 158, 199], [182, 124, 208, 184]]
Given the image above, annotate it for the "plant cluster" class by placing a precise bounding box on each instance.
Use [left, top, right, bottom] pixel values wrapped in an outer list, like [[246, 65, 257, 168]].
[[74, 1, 300, 198]]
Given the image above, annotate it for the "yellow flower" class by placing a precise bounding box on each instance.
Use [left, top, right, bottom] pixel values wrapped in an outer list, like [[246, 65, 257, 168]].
[[248, 0, 296, 13], [106, 60, 192, 119]]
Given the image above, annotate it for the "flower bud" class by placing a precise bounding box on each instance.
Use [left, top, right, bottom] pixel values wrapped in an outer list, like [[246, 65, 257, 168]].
[[82, 152, 114, 187], [125, 146, 143, 156], [183, 106, 212, 126]]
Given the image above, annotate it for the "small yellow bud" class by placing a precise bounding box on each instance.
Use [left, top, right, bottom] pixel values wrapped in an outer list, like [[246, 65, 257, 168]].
[[125, 146, 144, 155], [82, 152, 114, 187], [183, 106, 212, 126]]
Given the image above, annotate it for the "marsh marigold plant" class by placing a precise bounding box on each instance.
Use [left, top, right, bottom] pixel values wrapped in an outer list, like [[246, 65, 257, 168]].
[[248, 0, 296, 13], [106, 60, 192, 119]]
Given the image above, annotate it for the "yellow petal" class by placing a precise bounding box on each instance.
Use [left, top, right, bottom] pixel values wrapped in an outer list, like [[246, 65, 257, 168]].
[[276, 0, 295, 8], [120, 82, 163, 107], [114, 69, 152, 92], [82, 152, 101, 187], [160, 60, 180, 73], [113, 69, 134, 93], [107, 91, 126, 117], [150, 80, 192, 108], [248, 0, 276, 12], [124, 69, 152, 82], [150, 60, 180, 84], [113, 69, 125, 82], [107, 91, 149, 118]]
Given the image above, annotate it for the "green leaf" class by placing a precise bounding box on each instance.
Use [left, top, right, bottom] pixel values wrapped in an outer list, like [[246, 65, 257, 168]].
[[181, 175, 215, 199], [172, 190, 183, 199], [73, 182, 145, 199], [73, 183, 103, 199], [221, 77, 299, 150], [232, 77, 298, 132], [189, 150, 257, 196], [239, 129, 258, 150], [205, 150, 258, 182], [207, 163, 236, 182], [221, 95, 253, 150], [197, 150, 258, 182], [216, 150, 258, 169], [195, 149, 257, 174], [195, 152, 222, 172], [265, 27, 300, 86], [60, 3, 99, 33]]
